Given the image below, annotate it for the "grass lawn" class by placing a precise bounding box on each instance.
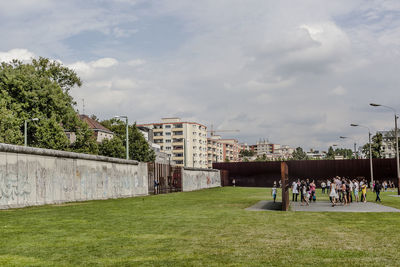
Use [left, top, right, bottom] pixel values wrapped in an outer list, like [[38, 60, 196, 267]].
[[1, 187, 400, 266]]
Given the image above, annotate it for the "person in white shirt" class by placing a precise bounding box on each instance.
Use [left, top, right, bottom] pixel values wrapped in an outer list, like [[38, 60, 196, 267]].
[[321, 181, 326, 194], [292, 180, 299, 202]]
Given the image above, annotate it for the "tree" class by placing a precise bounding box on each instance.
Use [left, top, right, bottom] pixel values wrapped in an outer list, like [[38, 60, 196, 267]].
[[99, 136, 126, 159], [362, 132, 383, 158], [32, 116, 70, 150], [335, 148, 354, 159], [291, 147, 308, 160], [254, 154, 267, 162], [100, 119, 155, 162], [325, 146, 335, 159], [0, 58, 97, 153], [239, 149, 255, 158]]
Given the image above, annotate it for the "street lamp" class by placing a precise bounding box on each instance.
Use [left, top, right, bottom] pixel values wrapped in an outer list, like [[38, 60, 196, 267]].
[[114, 115, 129, 160], [340, 136, 357, 159], [351, 123, 374, 185], [24, 118, 39, 147], [370, 103, 400, 195]]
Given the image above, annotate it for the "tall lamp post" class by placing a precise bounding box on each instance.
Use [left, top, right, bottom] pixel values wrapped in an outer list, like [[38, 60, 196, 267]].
[[114, 115, 129, 160], [351, 124, 373, 185], [340, 136, 357, 159], [24, 118, 39, 147], [370, 103, 400, 195]]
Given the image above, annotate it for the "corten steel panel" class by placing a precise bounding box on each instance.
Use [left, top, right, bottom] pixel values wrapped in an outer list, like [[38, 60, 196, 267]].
[[213, 159, 398, 187], [281, 162, 289, 211], [220, 170, 229, 186], [213, 162, 281, 187]]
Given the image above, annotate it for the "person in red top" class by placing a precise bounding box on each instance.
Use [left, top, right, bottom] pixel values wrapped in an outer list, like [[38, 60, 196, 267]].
[[310, 180, 316, 202]]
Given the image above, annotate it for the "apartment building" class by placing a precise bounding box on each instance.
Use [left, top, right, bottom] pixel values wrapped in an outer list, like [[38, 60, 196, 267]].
[[207, 135, 224, 168], [220, 139, 240, 162], [137, 118, 208, 168], [256, 140, 294, 160], [378, 131, 397, 158]]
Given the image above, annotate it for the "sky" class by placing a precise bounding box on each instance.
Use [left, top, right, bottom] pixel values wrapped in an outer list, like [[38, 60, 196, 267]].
[[1, 0, 400, 151]]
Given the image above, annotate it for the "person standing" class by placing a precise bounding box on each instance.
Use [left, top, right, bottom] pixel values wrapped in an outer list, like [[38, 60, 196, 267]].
[[321, 181, 326, 194], [301, 181, 309, 206], [310, 180, 316, 202], [353, 179, 359, 203], [272, 182, 277, 203], [374, 181, 382, 202], [361, 182, 367, 203], [292, 180, 299, 202], [330, 179, 337, 207]]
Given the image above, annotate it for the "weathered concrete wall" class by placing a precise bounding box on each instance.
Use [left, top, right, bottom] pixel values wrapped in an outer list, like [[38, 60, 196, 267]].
[[0, 143, 148, 209], [182, 167, 221, 192]]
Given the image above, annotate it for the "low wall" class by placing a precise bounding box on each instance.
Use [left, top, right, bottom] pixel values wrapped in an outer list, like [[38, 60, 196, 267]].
[[0, 143, 148, 209], [182, 167, 221, 192]]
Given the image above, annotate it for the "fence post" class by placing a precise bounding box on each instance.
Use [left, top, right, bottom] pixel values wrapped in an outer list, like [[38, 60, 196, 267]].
[[281, 162, 289, 211]]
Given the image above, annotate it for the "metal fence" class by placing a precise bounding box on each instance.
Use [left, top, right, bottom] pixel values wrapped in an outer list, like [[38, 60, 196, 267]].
[[147, 163, 182, 194], [213, 159, 398, 187]]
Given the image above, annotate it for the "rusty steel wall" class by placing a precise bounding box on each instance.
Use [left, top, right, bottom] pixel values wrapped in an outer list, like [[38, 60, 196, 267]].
[[213, 162, 281, 187], [213, 159, 398, 187]]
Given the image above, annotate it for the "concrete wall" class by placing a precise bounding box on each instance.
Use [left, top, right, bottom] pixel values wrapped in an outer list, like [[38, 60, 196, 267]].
[[182, 167, 221, 192], [0, 143, 148, 209]]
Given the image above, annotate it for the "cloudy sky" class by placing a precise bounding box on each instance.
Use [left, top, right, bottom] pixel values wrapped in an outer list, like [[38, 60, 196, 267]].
[[1, 0, 400, 151]]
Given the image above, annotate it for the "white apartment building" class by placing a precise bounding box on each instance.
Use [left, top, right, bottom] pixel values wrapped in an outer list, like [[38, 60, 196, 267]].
[[137, 118, 208, 168], [378, 131, 397, 158], [207, 135, 224, 168]]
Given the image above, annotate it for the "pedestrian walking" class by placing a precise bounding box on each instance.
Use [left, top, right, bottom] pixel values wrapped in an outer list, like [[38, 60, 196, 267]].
[[374, 181, 382, 202]]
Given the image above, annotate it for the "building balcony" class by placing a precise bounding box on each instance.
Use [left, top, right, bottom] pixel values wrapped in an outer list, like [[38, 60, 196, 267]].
[[153, 128, 163, 132], [153, 135, 164, 139], [172, 142, 183, 146], [173, 156, 184, 160]]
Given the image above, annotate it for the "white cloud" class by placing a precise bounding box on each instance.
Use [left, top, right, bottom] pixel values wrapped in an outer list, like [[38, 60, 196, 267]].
[[0, 48, 35, 63], [127, 59, 146, 67], [3, 0, 400, 151], [330, 86, 347, 96], [91, 58, 118, 68]]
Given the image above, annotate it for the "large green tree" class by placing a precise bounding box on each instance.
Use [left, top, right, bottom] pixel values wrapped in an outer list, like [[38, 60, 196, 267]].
[[0, 58, 98, 153], [291, 147, 308, 160], [362, 132, 383, 158], [100, 119, 155, 162]]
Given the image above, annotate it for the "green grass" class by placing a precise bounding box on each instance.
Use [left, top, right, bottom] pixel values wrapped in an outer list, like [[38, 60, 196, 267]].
[[1, 187, 400, 266]]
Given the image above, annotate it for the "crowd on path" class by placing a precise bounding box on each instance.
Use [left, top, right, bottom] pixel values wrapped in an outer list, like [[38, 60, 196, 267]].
[[290, 177, 395, 207]]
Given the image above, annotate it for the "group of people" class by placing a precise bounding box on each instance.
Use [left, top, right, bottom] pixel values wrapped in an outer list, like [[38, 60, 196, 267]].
[[289, 177, 391, 207], [327, 177, 368, 206], [291, 179, 317, 206]]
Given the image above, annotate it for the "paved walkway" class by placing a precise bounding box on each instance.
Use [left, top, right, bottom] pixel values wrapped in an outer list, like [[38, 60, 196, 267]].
[[246, 200, 400, 212], [291, 201, 400, 212]]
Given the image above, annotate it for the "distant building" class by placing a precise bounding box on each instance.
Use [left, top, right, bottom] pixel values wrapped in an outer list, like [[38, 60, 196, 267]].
[[138, 125, 169, 164], [256, 140, 293, 160], [219, 139, 240, 162], [307, 149, 326, 159], [79, 115, 114, 143], [378, 131, 396, 158], [207, 135, 224, 168], [137, 118, 208, 168]]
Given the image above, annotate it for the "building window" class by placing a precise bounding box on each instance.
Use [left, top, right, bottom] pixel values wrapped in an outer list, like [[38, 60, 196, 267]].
[[166, 139, 171, 143], [165, 125, 171, 128], [166, 132, 171, 136]]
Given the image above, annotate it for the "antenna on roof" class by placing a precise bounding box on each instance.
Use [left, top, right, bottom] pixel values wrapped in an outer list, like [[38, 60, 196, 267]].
[[82, 99, 85, 115]]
